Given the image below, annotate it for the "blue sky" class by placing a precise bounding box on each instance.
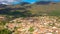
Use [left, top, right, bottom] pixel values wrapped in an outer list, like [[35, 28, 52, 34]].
[[22, 0, 37, 3], [16, 0, 60, 4], [20, 0, 60, 3], [23, 0, 60, 2]]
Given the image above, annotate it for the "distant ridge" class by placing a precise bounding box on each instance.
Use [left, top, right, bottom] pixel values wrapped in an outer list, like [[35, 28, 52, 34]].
[[0, 0, 60, 5], [34, 1, 52, 5], [0, 4, 7, 8]]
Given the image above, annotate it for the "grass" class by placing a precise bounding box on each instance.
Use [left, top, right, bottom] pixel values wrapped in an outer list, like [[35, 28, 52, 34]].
[[0, 21, 7, 25], [48, 23, 55, 27], [28, 26, 34, 32], [0, 29, 11, 34], [48, 10, 60, 16], [17, 21, 22, 23]]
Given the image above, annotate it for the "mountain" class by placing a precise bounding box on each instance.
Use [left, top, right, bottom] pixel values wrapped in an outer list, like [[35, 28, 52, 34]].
[[0, 2, 60, 16], [34, 1, 52, 5], [0, 4, 7, 8], [20, 2, 31, 6]]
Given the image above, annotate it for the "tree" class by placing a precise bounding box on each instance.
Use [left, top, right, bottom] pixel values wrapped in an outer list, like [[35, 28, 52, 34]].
[[0, 29, 12, 34]]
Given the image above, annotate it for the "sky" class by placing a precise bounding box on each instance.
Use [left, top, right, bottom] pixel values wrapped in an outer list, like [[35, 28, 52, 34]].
[[0, 0, 60, 5], [22, 0, 37, 3], [22, 0, 60, 3]]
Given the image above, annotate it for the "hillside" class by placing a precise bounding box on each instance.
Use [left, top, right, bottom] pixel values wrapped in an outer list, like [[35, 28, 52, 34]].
[[29, 2, 60, 15], [0, 2, 60, 16], [0, 2, 60, 34]]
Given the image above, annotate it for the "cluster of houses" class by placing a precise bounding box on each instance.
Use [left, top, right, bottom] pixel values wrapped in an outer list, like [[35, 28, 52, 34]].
[[3, 16, 60, 34]]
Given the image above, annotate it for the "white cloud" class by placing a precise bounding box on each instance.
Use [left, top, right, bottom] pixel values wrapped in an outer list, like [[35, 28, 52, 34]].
[[0, 0, 23, 5], [0, 0, 19, 5], [0, 0, 14, 2]]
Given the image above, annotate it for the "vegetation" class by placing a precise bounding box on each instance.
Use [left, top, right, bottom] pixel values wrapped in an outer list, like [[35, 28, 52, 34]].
[[48, 10, 60, 16], [0, 1, 60, 34], [48, 23, 55, 27], [28, 27, 34, 32], [0, 21, 7, 25], [0, 29, 11, 34]]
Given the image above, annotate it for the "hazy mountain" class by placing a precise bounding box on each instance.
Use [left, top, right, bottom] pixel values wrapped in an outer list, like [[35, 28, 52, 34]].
[[34, 1, 52, 5], [20, 2, 30, 6]]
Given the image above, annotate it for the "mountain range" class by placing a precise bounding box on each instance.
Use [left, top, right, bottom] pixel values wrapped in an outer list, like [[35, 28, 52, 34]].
[[0, 0, 60, 5], [0, 1, 60, 17]]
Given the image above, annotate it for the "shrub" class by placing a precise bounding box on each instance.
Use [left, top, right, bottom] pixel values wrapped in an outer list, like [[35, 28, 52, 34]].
[[48, 10, 60, 16], [0, 29, 12, 34]]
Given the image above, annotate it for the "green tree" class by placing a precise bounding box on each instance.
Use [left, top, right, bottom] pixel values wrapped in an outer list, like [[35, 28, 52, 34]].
[[0, 29, 12, 34]]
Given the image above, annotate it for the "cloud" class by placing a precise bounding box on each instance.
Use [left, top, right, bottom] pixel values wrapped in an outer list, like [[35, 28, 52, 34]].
[[0, 0, 16, 2], [0, 0, 21, 5]]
